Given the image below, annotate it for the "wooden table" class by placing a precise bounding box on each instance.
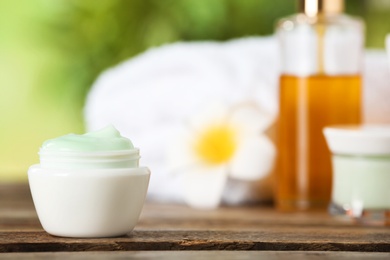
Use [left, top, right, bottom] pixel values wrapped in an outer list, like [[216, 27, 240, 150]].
[[1, 184, 390, 259]]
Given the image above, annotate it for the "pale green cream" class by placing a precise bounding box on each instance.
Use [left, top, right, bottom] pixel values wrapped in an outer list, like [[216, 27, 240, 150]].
[[41, 125, 134, 152], [332, 155, 390, 209]]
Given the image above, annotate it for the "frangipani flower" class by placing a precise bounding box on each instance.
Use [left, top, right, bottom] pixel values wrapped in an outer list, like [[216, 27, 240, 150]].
[[167, 102, 276, 209]]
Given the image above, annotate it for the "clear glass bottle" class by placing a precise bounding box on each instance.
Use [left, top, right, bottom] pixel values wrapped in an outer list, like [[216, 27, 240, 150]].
[[275, 0, 364, 211]]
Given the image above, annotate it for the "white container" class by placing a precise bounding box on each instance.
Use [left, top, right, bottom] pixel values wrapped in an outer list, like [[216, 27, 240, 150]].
[[28, 165, 150, 238], [324, 125, 390, 224], [39, 149, 140, 170]]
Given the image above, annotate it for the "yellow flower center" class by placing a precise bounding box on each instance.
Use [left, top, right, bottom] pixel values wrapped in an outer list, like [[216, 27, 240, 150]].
[[194, 125, 237, 165]]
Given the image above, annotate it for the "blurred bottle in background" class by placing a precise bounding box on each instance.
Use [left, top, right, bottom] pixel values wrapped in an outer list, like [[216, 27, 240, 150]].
[[275, 0, 364, 211]]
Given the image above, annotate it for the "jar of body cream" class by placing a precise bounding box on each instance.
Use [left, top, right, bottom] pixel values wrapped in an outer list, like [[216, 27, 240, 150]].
[[28, 126, 150, 237], [324, 125, 390, 225]]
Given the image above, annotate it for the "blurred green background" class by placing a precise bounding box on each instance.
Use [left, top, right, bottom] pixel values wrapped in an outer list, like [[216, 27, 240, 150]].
[[1, 0, 389, 181]]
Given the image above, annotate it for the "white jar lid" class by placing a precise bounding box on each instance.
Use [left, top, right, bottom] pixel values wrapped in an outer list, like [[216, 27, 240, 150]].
[[323, 125, 390, 155]]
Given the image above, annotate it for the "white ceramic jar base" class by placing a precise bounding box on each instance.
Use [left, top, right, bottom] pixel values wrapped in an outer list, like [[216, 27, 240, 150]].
[[28, 165, 150, 238]]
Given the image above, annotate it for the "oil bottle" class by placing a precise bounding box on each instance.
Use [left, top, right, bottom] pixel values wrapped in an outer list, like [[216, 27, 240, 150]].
[[275, 0, 364, 210]]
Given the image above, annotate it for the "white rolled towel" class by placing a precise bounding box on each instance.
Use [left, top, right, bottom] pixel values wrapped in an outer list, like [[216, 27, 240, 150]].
[[85, 36, 390, 205]]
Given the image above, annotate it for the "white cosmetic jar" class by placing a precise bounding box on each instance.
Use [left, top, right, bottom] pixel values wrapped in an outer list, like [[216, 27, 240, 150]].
[[28, 149, 150, 238], [324, 125, 390, 224]]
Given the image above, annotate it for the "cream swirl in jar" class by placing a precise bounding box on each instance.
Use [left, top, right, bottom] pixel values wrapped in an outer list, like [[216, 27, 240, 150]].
[[28, 126, 150, 238], [39, 126, 140, 169]]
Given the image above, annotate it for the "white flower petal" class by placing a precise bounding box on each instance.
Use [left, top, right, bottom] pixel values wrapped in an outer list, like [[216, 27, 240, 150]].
[[188, 102, 229, 131], [228, 102, 275, 134], [165, 126, 200, 173], [182, 165, 227, 209], [229, 134, 276, 181]]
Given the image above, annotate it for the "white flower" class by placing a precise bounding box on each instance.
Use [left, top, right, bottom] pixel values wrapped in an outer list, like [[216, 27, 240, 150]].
[[167, 102, 276, 209]]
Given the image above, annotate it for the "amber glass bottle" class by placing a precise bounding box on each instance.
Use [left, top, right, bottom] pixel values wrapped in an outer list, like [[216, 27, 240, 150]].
[[275, 0, 364, 211]]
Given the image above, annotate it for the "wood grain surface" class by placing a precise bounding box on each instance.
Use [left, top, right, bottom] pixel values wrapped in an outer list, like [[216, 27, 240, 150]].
[[1, 184, 390, 254], [2, 251, 390, 260]]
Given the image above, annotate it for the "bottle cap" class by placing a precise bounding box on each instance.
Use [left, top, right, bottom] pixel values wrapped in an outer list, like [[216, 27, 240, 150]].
[[299, 0, 344, 17]]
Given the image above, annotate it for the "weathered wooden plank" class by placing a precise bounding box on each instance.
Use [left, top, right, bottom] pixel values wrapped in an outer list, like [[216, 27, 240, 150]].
[[1, 183, 390, 253], [1, 251, 390, 260], [1, 229, 390, 252]]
